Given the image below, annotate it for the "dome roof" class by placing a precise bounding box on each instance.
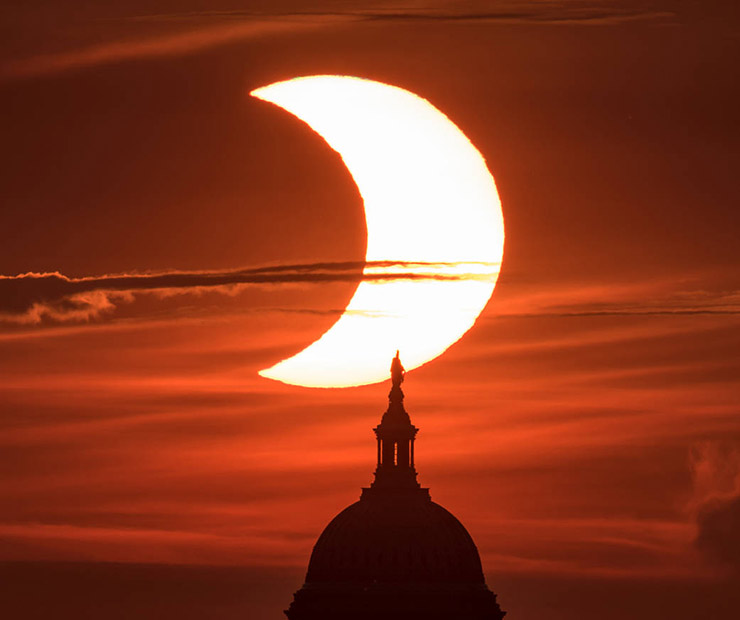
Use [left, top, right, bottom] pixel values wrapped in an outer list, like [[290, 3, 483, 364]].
[[285, 361, 505, 620], [305, 489, 485, 585]]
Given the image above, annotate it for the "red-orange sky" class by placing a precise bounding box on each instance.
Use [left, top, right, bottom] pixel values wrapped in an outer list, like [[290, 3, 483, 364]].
[[1, 1, 739, 618]]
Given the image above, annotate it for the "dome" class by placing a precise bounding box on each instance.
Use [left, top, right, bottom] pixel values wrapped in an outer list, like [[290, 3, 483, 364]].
[[284, 358, 505, 620], [306, 490, 485, 585]]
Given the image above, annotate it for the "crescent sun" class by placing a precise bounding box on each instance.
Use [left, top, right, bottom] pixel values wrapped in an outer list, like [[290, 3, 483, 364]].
[[250, 76, 504, 388]]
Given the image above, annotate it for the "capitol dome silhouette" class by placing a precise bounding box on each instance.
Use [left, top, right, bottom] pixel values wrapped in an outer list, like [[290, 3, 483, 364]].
[[285, 354, 506, 620]]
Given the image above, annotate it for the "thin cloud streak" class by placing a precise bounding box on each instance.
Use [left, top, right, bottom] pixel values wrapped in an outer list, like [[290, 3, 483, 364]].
[[487, 279, 740, 320], [1, 264, 737, 328], [0, 16, 333, 80], [0, 3, 677, 80], [132, 6, 676, 26], [0, 260, 500, 324]]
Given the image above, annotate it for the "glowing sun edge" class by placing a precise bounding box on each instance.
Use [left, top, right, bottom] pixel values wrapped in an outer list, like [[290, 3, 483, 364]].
[[250, 76, 504, 388]]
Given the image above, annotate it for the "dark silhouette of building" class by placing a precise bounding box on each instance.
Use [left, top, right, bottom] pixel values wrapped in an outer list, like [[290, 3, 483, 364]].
[[285, 354, 506, 619]]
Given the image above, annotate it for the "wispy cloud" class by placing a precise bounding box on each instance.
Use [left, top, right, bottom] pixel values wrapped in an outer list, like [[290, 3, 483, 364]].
[[131, 4, 676, 27], [0, 261, 498, 324], [1, 263, 737, 327], [0, 2, 677, 80], [0, 16, 330, 80], [486, 277, 740, 323], [493, 296, 740, 319], [689, 441, 740, 575]]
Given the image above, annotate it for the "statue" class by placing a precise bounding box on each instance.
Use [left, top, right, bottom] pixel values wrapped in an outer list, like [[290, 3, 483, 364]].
[[390, 350, 405, 388]]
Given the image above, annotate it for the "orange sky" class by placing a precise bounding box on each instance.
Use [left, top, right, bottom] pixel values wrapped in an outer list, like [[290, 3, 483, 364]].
[[1, 2, 739, 619]]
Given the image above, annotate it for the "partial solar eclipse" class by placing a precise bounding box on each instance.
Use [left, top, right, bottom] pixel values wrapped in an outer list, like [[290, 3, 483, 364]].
[[251, 76, 504, 388]]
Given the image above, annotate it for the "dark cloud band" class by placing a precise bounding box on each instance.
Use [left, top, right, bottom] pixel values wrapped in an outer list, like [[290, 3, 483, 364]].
[[0, 261, 498, 324]]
